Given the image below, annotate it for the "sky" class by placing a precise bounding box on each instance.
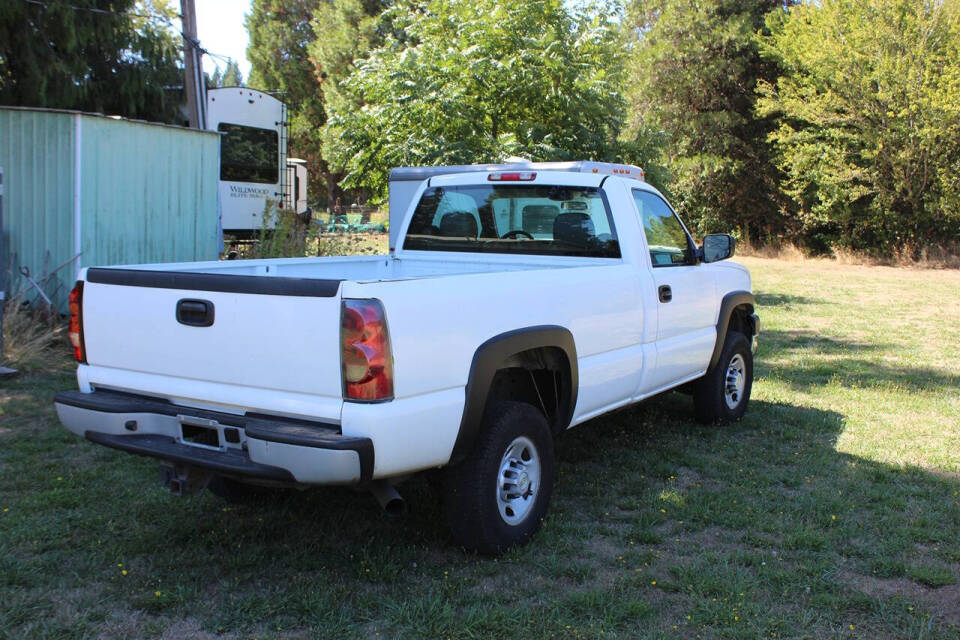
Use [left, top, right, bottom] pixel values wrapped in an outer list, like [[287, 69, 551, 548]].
[[193, 0, 254, 81]]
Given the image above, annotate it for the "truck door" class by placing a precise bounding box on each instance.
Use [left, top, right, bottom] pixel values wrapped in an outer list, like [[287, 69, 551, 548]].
[[632, 189, 718, 392]]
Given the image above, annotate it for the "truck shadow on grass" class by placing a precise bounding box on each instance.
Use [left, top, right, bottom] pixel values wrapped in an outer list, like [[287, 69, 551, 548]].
[[3, 364, 959, 637], [758, 328, 960, 392], [754, 291, 819, 309], [51, 390, 953, 637]]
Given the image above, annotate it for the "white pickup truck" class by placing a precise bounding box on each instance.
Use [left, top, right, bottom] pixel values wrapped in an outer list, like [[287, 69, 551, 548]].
[[55, 161, 758, 554]]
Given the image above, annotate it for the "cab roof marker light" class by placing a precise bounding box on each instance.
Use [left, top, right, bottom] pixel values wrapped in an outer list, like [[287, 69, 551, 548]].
[[488, 171, 536, 182]]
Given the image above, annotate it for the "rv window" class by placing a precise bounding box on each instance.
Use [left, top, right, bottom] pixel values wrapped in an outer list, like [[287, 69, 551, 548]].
[[218, 123, 278, 184]]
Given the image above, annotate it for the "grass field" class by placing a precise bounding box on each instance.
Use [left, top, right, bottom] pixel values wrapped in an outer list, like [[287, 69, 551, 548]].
[[1, 257, 958, 639]]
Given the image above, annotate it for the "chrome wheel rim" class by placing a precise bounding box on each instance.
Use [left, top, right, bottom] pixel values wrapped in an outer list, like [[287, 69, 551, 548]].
[[496, 436, 540, 526], [724, 353, 746, 410]]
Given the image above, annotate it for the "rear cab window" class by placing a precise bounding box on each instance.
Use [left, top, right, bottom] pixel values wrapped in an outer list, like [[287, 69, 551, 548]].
[[403, 184, 621, 258]]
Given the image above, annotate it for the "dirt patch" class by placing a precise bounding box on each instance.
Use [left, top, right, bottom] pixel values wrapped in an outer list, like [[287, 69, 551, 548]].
[[841, 570, 960, 625]]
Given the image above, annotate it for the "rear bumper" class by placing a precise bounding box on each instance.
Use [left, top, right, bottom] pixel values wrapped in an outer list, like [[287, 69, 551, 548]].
[[54, 390, 373, 486]]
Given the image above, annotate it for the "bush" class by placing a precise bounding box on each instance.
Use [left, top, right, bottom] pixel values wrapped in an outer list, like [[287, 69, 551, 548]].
[[1, 294, 68, 372], [758, 0, 960, 257]]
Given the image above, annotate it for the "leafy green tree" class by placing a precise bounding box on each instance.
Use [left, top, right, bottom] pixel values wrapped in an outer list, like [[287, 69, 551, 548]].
[[0, 0, 183, 123], [623, 0, 792, 243], [324, 0, 626, 198], [757, 0, 960, 256], [210, 58, 244, 87]]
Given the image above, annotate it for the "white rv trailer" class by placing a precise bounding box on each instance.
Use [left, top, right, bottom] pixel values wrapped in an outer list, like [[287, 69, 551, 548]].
[[206, 87, 307, 235]]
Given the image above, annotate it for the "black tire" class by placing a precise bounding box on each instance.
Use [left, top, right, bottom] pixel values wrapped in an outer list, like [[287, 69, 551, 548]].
[[443, 401, 555, 555], [693, 331, 753, 424]]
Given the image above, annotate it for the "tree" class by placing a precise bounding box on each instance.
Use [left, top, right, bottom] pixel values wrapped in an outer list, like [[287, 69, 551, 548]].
[[210, 58, 244, 87], [623, 0, 792, 243], [0, 0, 183, 123], [757, 0, 960, 256], [246, 0, 327, 202], [323, 0, 626, 198], [247, 0, 388, 210], [308, 0, 392, 206]]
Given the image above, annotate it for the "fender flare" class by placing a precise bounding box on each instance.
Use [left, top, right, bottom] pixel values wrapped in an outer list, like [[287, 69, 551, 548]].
[[709, 291, 756, 370], [449, 325, 578, 465]]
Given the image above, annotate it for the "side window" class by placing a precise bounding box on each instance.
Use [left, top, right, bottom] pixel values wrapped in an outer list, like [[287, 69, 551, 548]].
[[633, 190, 692, 267]]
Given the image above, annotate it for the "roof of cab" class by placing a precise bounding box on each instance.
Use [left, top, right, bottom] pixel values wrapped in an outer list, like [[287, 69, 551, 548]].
[[389, 160, 645, 183]]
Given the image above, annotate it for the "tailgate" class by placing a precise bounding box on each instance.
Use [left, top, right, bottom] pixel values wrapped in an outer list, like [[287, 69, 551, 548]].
[[81, 268, 344, 399]]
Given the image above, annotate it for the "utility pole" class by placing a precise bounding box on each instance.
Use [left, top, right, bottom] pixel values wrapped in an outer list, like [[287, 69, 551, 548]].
[[180, 0, 205, 129]]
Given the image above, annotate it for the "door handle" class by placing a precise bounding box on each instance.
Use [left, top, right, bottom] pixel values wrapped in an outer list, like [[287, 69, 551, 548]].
[[658, 285, 673, 303], [176, 299, 215, 327]]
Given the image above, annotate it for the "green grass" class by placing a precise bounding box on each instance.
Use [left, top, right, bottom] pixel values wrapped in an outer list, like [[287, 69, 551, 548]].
[[1, 257, 959, 638]]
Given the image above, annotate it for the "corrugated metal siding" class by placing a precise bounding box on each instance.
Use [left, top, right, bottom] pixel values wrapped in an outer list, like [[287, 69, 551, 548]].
[[0, 109, 77, 308], [0, 107, 220, 311], [80, 116, 219, 269]]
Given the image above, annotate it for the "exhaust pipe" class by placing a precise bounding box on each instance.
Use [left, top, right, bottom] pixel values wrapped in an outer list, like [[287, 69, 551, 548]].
[[370, 480, 406, 517]]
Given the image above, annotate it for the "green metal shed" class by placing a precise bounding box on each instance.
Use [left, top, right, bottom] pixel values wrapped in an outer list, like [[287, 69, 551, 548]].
[[0, 106, 219, 311]]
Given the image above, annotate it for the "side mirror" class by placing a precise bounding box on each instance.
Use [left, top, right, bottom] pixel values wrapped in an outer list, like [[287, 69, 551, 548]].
[[701, 234, 736, 263]]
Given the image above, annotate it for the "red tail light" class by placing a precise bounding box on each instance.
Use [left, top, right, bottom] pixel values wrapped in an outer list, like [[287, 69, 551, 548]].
[[68, 281, 87, 363], [341, 299, 393, 401]]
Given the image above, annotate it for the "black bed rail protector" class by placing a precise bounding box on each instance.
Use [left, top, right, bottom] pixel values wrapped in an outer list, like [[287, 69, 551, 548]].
[[86, 267, 342, 297]]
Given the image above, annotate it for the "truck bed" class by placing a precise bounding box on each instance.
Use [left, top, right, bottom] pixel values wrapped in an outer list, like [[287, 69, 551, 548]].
[[75, 253, 596, 426]]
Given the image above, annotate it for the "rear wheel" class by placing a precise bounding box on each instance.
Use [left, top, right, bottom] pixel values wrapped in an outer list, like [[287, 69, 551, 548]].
[[444, 401, 555, 555], [693, 331, 753, 424]]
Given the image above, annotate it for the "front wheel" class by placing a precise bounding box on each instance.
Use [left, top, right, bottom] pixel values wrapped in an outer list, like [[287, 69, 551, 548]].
[[443, 401, 555, 555], [692, 331, 753, 424]]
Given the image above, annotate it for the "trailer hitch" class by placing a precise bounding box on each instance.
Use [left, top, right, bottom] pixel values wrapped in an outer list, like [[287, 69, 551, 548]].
[[160, 463, 213, 497]]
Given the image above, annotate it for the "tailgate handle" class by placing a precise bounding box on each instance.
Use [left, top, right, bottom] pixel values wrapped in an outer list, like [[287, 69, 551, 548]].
[[176, 299, 215, 327]]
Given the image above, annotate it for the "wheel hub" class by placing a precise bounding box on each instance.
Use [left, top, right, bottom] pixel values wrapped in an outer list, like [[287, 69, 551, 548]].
[[497, 436, 541, 525], [724, 353, 746, 410]]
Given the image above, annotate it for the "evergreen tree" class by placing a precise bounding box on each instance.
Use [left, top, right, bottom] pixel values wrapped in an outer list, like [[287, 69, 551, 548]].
[[623, 0, 793, 243], [247, 0, 388, 208], [0, 0, 183, 123], [211, 59, 244, 87]]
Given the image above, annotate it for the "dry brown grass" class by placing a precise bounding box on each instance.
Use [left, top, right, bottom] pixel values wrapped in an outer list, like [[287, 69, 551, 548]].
[[739, 242, 960, 269], [739, 242, 807, 262], [1, 294, 71, 372]]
